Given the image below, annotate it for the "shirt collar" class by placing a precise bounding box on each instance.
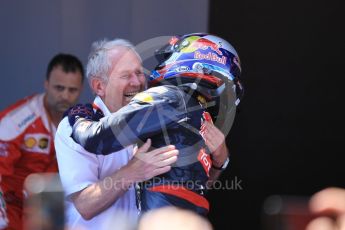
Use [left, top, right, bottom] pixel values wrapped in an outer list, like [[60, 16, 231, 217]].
[[93, 96, 111, 116]]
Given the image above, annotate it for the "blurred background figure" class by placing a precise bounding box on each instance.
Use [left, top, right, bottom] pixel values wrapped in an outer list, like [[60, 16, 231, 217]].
[[262, 195, 314, 230], [0, 54, 84, 230], [23, 173, 64, 230], [262, 189, 345, 230], [137, 207, 213, 230], [306, 187, 345, 230]]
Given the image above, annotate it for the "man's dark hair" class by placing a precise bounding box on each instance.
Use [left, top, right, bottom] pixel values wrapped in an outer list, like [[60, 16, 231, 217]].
[[46, 53, 84, 81]]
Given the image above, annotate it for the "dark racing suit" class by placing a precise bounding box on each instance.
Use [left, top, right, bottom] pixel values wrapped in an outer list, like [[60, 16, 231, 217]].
[[71, 85, 213, 215]]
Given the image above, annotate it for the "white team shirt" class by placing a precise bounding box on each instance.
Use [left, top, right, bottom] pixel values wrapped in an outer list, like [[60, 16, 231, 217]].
[[55, 96, 138, 230]]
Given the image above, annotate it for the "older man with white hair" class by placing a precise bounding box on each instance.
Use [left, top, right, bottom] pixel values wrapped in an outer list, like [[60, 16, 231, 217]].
[[55, 38, 178, 230]]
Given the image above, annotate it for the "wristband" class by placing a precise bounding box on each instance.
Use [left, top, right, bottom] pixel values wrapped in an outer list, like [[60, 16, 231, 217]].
[[211, 157, 230, 170]]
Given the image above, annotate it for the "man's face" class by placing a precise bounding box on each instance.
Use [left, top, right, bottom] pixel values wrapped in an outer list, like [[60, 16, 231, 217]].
[[44, 65, 83, 113], [101, 48, 146, 112]]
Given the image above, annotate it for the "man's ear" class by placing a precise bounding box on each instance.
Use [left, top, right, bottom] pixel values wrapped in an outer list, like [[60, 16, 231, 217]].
[[91, 78, 106, 97], [44, 80, 49, 90]]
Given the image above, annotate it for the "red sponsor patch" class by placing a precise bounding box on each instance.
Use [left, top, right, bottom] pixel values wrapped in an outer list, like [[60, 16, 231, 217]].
[[198, 148, 211, 177]]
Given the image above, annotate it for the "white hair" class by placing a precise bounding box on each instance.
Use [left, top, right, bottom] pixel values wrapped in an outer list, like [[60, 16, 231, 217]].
[[86, 38, 141, 85]]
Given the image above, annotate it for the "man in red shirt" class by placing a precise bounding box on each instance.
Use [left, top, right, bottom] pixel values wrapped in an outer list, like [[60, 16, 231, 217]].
[[0, 54, 84, 230]]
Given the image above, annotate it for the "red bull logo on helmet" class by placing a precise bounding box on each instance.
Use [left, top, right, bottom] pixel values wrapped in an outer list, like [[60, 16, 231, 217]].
[[197, 38, 223, 55], [194, 51, 227, 65], [179, 36, 223, 56]]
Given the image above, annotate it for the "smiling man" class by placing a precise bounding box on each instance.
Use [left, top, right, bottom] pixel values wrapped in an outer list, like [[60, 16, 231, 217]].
[[55, 39, 178, 230], [0, 53, 84, 230], [91, 45, 146, 112]]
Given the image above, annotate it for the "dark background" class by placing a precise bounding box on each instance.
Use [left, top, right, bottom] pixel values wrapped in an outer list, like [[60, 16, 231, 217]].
[[208, 0, 345, 229]]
